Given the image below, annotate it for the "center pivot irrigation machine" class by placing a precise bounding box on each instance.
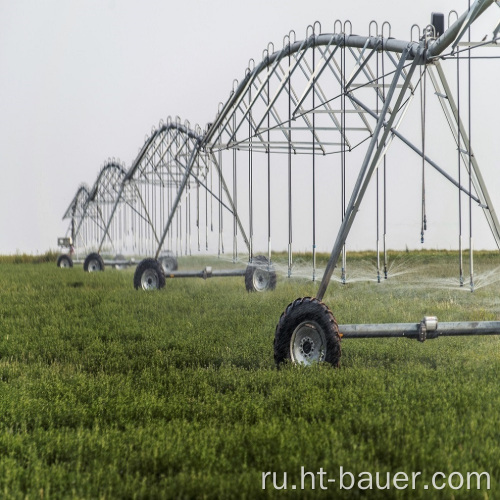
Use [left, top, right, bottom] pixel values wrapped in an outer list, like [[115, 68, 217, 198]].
[[60, 0, 500, 365], [59, 120, 278, 292]]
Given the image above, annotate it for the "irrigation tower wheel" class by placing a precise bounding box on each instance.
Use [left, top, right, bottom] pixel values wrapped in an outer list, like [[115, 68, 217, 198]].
[[245, 255, 277, 292], [56, 254, 73, 268], [134, 258, 165, 290], [113, 254, 126, 270], [83, 253, 105, 272], [158, 251, 178, 273], [274, 297, 341, 367]]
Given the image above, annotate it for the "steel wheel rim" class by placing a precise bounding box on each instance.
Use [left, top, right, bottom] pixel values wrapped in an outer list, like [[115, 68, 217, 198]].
[[253, 268, 270, 291], [141, 268, 159, 290], [88, 259, 101, 272], [160, 258, 171, 273], [59, 259, 70, 268], [290, 320, 326, 365]]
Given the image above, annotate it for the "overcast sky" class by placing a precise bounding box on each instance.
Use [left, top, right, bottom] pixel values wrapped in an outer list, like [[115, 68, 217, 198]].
[[0, 0, 499, 255]]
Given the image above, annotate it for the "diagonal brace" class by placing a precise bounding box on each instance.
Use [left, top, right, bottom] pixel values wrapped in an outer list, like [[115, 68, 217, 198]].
[[317, 47, 420, 301]]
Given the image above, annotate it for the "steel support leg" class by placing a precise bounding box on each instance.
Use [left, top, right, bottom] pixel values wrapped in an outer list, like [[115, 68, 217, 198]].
[[317, 46, 420, 301], [430, 61, 500, 249]]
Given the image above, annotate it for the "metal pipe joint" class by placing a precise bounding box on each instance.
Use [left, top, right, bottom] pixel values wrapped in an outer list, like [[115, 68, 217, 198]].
[[418, 315, 438, 342]]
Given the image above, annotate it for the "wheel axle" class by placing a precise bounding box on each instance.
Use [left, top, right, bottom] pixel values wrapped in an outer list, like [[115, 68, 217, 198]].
[[338, 317, 500, 341], [275, 297, 500, 367], [163, 267, 246, 279]]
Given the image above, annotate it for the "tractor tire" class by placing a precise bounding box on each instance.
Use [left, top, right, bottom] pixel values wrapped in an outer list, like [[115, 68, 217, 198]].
[[57, 254, 73, 268], [83, 253, 105, 272], [134, 258, 165, 290], [274, 297, 341, 367], [245, 255, 277, 292], [159, 255, 178, 273]]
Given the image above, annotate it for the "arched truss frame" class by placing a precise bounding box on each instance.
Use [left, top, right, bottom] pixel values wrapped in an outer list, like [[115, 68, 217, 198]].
[[190, 0, 500, 291], [64, 0, 500, 289], [96, 118, 249, 258], [205, 0, 496, 153], [62, 183, 90, 253], [62, 160, 128, 256]]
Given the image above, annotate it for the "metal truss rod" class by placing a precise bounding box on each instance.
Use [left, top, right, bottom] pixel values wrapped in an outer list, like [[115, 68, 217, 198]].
[[86, 213, 107, 234], [204, 1, 498, 151], [250, 72, 292, 147], [97, 182, 127, 253], [291, 42, 346, 151], [316, 46, 419, 301], [203, 34, 424, 148], [141, 130, 181, 186], [132, 185, 160, 246], [125, 123, 201, 181], [316, 43, 372, 144], [211, 43, 292, 148], [62, 185, 90, 220], [208, 151, 251, 254], [251, 38, 314, 135], [172, 158, 235, 216], [293, 37, 341, 114], [154, 143, 201, 259], [227, 89, 268, 148], [96, 123, 204, 255], [72, 163, 126, 252], [432, 60, 500, 249], [349, 94, 481, 205], [70, 197, 92, 247], [345, 39, 381, 89]]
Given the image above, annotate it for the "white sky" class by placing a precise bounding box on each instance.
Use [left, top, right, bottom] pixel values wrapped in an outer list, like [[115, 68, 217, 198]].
[[0, 0, 499, 255]]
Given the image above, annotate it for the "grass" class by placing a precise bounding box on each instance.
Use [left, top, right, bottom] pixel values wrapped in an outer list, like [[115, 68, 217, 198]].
[[0, 251, 499, 498], [0, 251, 59, 265]]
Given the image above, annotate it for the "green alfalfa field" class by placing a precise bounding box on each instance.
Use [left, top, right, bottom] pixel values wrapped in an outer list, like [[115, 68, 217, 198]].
[[0, 250, 499, 499]]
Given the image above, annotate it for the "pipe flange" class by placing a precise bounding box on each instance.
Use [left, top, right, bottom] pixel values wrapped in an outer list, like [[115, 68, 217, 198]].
[[419, 316, 438, 342], [418, 319, 427, 342], [202, 266, 213, 280]]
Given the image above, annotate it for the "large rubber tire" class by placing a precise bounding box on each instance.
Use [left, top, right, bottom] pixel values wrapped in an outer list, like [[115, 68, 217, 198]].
[[83, 253, 105, 272], [159, 255, 178, 273], [274, 297, 341, 367], [245, 255, 277, 292], [134, 258, 166, 290], [57, 254, 73, 268]]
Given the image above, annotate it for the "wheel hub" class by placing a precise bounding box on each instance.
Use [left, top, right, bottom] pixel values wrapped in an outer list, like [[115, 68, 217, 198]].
[[88, 259, 100, 272], [300, 337, 314, 357], [160, 258, 171, 273], [253, 268, 269, 291], [141, 269, 158, 290], [290, 321, 326, 365]]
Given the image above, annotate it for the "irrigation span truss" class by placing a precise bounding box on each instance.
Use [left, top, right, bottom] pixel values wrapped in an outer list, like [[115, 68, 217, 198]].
[[59, 0, 500, 363]]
